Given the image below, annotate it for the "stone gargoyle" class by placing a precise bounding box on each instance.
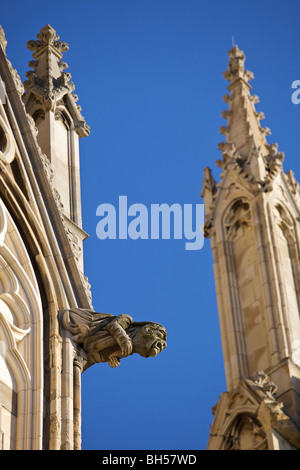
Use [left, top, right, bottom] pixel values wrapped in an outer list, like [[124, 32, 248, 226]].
[[62, 308, 167, 370]]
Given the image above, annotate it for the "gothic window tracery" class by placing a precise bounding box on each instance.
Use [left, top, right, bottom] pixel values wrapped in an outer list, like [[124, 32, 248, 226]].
[[223, 414, 268, 450], [0, 199, 43, 449]]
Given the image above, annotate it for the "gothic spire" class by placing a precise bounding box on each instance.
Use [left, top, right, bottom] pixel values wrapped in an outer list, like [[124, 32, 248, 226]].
[[221, 45, 270, 156], [217, 45, 284, 184]]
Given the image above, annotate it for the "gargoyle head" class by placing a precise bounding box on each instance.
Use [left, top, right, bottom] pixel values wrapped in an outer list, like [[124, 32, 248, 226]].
[[129, 322, 167, 358]]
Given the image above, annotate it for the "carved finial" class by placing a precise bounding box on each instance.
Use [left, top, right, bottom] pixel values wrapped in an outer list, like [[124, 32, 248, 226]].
[[223, 45, 254, 85], [24, 25, 71, 111], [23, 25, 90, 136], [27, 24, 69, 58]]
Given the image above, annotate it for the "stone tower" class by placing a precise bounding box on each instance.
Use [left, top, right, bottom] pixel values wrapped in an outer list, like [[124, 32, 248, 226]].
[[0, 25, 167, 450], [202, 45, 300, 450]]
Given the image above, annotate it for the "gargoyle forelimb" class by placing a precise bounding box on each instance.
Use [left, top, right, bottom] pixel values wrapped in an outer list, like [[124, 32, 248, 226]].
[[105, 314, 133, 366]]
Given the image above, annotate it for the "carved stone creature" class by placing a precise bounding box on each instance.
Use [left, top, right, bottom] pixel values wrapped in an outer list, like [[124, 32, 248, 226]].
[[63, 308, 167, 370], [253, 370, 278, 399]]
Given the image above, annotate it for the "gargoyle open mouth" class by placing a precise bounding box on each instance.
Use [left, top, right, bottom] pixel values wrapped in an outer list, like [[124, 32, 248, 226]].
[[150, 340, 167, 356]]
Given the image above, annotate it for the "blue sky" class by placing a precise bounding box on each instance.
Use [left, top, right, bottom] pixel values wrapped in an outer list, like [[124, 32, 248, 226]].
[[3, 0, 300, 450]]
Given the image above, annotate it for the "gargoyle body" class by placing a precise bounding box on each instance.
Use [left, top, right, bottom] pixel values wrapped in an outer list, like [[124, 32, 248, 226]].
[[63, 308, 167, 370]]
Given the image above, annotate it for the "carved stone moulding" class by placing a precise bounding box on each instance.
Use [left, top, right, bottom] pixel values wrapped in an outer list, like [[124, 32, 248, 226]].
[[0, 113, 16, 164]]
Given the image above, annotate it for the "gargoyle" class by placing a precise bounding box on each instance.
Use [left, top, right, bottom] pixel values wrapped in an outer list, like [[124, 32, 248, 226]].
[[62, 308, 167, 370]]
